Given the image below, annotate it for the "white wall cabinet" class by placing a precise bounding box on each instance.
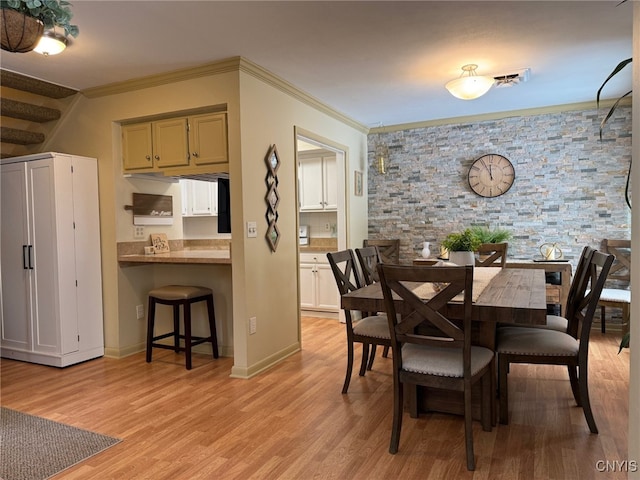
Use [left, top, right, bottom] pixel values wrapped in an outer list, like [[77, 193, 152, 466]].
[[1, 153, 104, 367], [299, 253, 339, 312], [181, 179, 218, 216], [298, 155, 337, 211]]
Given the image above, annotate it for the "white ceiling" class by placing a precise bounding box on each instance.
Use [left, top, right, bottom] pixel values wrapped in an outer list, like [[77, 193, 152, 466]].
[[0, 1, 633, 128]]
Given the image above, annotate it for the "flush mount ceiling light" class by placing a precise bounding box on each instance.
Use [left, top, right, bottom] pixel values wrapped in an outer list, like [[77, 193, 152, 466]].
[[445, 64, 495, 100], [33, 30, 67, 56]]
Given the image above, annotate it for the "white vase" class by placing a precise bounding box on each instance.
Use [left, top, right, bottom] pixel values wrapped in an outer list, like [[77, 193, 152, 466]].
[[449, 251, 475, 266], [421, 241, 431, 258]]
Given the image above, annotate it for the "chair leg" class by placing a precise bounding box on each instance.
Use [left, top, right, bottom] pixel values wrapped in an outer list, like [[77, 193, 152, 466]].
[[359, 343, 370, 376], [481, 371, 492, 432], [464, 380, 476, 471], [173, 304, 181, 352], [206, 295, 219, 358], [389, 377, 403, 454], [568, 365, 581, 406], [578, 365, 599, 434], [367, 344, 377, 370], [342, 340, 354, 394], [184, 302, 192, 370], [145, 297, 156, 363], [498, 355, 509, 425], [601, 305, 606, 333], [382, 345, 390, 358]]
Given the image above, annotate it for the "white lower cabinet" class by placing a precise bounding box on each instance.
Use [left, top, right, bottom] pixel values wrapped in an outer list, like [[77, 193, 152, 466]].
[[300, 253, 340, 312], [1, 153, 104, 367]]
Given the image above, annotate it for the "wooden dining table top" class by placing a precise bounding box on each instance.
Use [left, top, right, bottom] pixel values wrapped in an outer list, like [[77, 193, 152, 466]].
[[341, 267, 548, 326]]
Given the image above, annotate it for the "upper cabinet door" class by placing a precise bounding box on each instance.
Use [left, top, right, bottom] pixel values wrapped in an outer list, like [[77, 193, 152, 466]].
[[299, 157, 325, 211], [153, 118, 189, 168], [189, 113, 228, 166], [122, 123, 153, 171], [323, 156, 338, 210]]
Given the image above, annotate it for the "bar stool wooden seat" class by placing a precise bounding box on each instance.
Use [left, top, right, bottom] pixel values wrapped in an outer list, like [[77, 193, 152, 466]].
[[146, 285, 218, 370]]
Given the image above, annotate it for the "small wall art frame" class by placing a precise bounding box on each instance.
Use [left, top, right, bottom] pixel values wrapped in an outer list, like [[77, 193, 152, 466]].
[[264, 144, 281, 252]]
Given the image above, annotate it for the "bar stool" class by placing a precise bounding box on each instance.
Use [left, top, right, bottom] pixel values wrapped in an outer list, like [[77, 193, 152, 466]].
[[146, 285, 219, 370]]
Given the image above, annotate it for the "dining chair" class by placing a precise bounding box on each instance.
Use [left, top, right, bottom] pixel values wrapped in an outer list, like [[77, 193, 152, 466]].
[[326, 249, 391, 394], [363, 239, 400, 265], [378, 263, 494, 471], [496, 248, 614, 433], [475, 242, 508, 267], [597, 239, 631, 334], [512, 246, 594, 333], [355, 245, 390, 359], [355, 245, 382, 284]]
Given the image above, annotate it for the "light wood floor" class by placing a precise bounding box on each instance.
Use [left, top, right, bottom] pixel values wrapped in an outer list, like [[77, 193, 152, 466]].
[[0, 317, 630, 480]]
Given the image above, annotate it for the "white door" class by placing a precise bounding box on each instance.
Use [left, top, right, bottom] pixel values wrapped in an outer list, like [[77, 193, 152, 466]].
[[316, 264, 340, 310], [299, 263, 316, 309], [190, 180, 214, 215], [299, 157, 324, 210], [323, 156, 338, 210], [0, 163, 31, 351]]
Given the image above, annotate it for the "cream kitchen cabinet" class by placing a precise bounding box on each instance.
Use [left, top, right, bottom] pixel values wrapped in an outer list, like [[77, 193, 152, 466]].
[[0, 153, 104, 367], [298, 155, 337, 211], [189, 113, 228, 167], [299, 253, 339, 312], [181, 179, 218, 216], [122, 117, 189, 172], [122, 112, 228, 174]]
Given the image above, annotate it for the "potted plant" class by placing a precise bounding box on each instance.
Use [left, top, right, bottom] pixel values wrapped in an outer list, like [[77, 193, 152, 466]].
[[1, 0, 78, 53], [469, 226, 512, 244], [441, 228, 482, 265]]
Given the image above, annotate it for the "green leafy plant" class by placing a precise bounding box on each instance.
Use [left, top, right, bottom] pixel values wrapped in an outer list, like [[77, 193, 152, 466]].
[[618, 331, 630, 354], [441, 229, 482, 252], [597, 0, 631, 209], [0, 0, 79, 37], [468, 226, 512, 244]]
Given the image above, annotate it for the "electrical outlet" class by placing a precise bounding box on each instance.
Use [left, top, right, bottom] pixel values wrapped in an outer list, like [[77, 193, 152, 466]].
[[134, 226, 145, 239], [325, 222, 330, 231], [136, 304, 144, 319], [249, 316, 257, 335], [247, 221, 257, 238]]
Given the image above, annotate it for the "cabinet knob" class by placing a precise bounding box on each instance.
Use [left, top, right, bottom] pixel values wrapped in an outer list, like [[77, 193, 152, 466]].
[[145, 155, 151, 161], [154, 155, 160, 160], [192, 152, 199, 158]]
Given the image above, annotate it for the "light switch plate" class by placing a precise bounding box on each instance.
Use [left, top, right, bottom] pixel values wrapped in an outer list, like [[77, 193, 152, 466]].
[[247, 221, 257, 238]]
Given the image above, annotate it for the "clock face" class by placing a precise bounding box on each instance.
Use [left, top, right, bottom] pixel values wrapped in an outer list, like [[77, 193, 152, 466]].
[[467, 154, 515, 198]]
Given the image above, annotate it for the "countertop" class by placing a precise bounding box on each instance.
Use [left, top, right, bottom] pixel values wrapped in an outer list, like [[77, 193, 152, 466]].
[[118, 249, 231, 265], [117, 239, 231, 265]]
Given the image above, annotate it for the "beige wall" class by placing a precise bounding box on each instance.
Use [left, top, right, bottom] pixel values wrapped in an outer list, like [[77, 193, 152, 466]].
[[629, 2, 639, 475], [41, 58, 368, 377]]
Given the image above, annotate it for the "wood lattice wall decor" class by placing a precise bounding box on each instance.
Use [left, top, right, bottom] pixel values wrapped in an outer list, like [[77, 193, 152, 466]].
[[265, 145, 280, 252]]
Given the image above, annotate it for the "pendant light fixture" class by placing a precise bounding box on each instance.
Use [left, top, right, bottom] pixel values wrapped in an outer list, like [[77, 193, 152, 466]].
[[33, 30, 67, 56], [445, 64, 495, 100]]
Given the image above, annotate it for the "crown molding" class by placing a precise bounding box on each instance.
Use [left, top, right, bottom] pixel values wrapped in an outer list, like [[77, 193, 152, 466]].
[[81, 56, 368, 134], [371, 97, 633, 133]]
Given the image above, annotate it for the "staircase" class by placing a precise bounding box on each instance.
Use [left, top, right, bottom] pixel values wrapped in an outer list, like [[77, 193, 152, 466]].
[[0, 69, 78, 158]]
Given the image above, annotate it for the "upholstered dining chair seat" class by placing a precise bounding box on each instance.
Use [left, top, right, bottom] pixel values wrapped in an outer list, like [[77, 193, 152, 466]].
[[599, 288, 631, 304], [497, 326, 579, 356], [525, 315, 568, 332], [402, 344, 494, 377], [352, 315, 390, 339]]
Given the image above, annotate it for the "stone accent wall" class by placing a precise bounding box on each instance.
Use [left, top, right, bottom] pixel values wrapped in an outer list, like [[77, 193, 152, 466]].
[[367, 106, 632, 267]]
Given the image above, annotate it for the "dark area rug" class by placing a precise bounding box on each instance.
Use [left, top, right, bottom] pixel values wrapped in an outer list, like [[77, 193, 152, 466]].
[[0, 407, 121, 480]]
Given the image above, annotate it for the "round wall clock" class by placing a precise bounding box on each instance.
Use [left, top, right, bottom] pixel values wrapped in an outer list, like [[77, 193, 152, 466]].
[[467, 153, 515, 198]]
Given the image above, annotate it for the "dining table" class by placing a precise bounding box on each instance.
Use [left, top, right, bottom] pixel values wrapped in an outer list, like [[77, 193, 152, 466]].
[[340, 266, 548, 420]]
